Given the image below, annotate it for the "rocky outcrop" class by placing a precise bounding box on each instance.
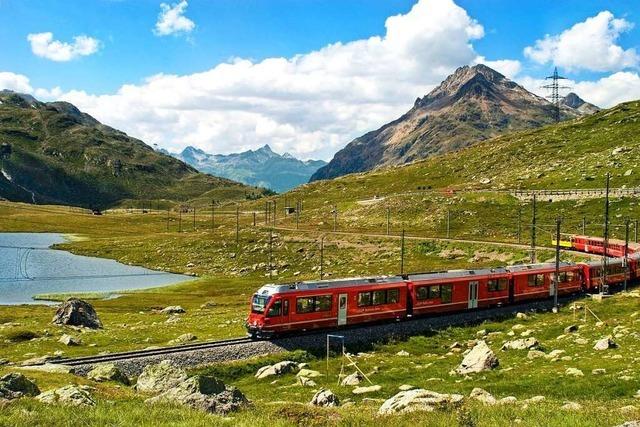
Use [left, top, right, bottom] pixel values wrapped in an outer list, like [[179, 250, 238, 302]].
[[87, 363, 130, 385], [378, 389, 463, 414], [146, 375, 248, 415], [37, 385, 95, 407], [135, 360, 188, 394], [160, 306, 185, 314], [52, 298, 102, 329], [311, 389, 339, 407], [455, 341, 498, 374], [255, 361, 299, 379], [0, 373, 40, 400]]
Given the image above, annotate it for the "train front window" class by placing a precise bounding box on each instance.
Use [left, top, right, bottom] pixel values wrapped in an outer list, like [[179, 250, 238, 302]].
[[252, 295, 270, 314], [267, 300, 282, 317]]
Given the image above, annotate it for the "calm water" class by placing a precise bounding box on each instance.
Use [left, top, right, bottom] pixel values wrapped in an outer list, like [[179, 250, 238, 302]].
[[0, 233, 193, 305]]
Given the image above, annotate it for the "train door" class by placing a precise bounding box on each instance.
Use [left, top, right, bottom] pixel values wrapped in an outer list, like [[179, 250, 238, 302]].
[[337, 293, 348, 326], [468, 281, 478, 309], [282, 299, 290, 329]]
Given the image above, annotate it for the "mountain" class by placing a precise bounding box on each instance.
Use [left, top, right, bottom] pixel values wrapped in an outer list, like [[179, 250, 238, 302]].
[[310, 64, 591, 182], [174, 144, 327, 193], [0, 91, 266, 208], [561, 92, 600, 115]]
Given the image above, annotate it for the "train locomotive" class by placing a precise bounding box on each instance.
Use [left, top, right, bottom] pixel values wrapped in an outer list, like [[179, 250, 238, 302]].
[[246, 235, 640, 339]]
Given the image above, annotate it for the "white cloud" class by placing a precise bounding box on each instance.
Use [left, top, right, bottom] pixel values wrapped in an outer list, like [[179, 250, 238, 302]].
[[27, 32, 100, 62], [524, 11, 638, 72], [59, 0, 486, 160], [473, 57, 521, 79], [154, 0, 195, 36], [0, 71, 33, 93]]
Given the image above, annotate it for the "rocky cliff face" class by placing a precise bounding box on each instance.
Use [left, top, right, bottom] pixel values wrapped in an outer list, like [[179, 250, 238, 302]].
[[310, 64, 591, 182]]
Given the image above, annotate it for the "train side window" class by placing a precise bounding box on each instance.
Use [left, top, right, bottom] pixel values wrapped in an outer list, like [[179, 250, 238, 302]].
[[316, 295, 332, 312], [440, 285, 452, 303], [427, 286, 441, 299], [283, 300, 289, 315], [358, 292, 372, 307], [416, 286, 429, 300], [387, 289, 400, 304], [488, 279, 508, 292], [296, 297, 315, 314], [527, 274, 545, 287], [267, 300, 282, 317], [498, 278, 508, 290], [372, 290, 387, 305]]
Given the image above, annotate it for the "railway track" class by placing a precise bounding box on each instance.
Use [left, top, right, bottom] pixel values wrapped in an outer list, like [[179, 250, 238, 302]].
[[52, 336, 253, 366]]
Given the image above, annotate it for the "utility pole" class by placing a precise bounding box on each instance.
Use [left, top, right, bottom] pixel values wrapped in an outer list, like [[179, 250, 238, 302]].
[[211, 200, 215, 232], [320, 237, 324, 280], [386, 208, 390, 236], [400, 229, 405, 275], [296, 201, 300, 230], [333, 205, 337, 232], [553, 218, 561, 312], [602, 173, 611, 295], [543, 67, 570, 122], [624, 219, 630, 292], [446, 209, 451, 239], [268, 230, 273, 280], [273, 200, 277, 226], [236, 206, 240, 245], [530, 194, 537, 263], [253, 212, 256, 227], [265, 201, 269, 225]]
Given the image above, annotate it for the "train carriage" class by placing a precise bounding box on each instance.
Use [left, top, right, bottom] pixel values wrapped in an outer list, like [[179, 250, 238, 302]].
[[506, 263, 583, 302], [246, 276, 407, 338], [580, 258, 630, 292], [406, 268, 511, 316]]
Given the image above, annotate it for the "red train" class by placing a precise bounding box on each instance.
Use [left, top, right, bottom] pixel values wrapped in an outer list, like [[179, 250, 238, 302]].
[[246, 235, 640, 338]]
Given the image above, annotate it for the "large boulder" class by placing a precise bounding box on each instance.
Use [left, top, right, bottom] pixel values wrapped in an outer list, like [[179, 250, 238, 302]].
[[0, 373, 40, 400], [36, 385, 95, 407], [255, 360, 298, 379], [470, 388, 497, 405], [160, 306, 185, 314], [594, 337, 617, 351], [58, 334, 81, 346], [341, 372, 363, 386], [501, 338, 539, 351], [455, 341, 498, 375], [52, 298, 102, 329], [311, 389, 339, 407], [135, 360, 188, 393], [146, 375, 248, 414], [378, 389, 464, 414], [87, 363, 130, 385]]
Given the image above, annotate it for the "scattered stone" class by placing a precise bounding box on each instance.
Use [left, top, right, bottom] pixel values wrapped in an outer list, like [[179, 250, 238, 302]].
[[58, 334, 81, 346], [135, 360, 188, 394], [311, 389, 339, 407], [575, 338, 589, 345], [525, 396, 546, 404], [160, 306, 185, 314], [455, 341, 498, 375], [87, 363, 129, 385], [592, 368, 607, 375], [527, 350, 546, 360], [297, 377, 317, 387], [341, 372, 363, 386], [37, 385, 95, 407], [378, 389, 463, 414], [618, 406, 637, 415], [52, 298, 102, 329], [470, 388, 496, 405], [515, 312, 528, 320], [499, 396, 518, 405], [0, 373, 40, 400], [594, 337, 617, 351], [19, 363, 75, 374], [564, 325, 578, 334], [169, 333, 197, 345], [146, 375, 248, 415], [353, 385, 382, 395], [255, 361, 298, 379], [297, 369, 322, 378], [501, 338, 539, 351], [199, 301, 216, 309], [545, 350, 565, 360], [399, 385, 415, 391], [561, 401, 583, 411], [565, 368, 584, 377], [396, 350, 410, 356]]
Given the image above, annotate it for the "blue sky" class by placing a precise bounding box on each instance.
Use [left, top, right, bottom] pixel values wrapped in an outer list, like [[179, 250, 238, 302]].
[[1, 0, 640, 159]]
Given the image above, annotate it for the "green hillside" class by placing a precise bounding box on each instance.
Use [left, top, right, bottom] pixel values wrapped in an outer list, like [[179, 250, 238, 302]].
[[0, 91, 267, 209]]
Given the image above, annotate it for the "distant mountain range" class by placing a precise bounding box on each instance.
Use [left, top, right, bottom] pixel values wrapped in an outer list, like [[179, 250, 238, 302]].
[[310, 64, 599, 182], [0, 90, 265, 208], [172, 145, 326, 193]]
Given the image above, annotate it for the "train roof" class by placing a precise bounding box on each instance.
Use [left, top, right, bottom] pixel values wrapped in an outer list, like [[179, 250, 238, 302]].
[[407, 267, 508, 282], [585, 257, 625, 268], [505, 262, 574, 273], [254, 275, 404, 296]]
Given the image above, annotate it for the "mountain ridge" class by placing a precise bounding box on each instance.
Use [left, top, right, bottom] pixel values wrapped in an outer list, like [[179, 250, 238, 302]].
[[174, 144, 326, 193], [310, 64, 594, 182]]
